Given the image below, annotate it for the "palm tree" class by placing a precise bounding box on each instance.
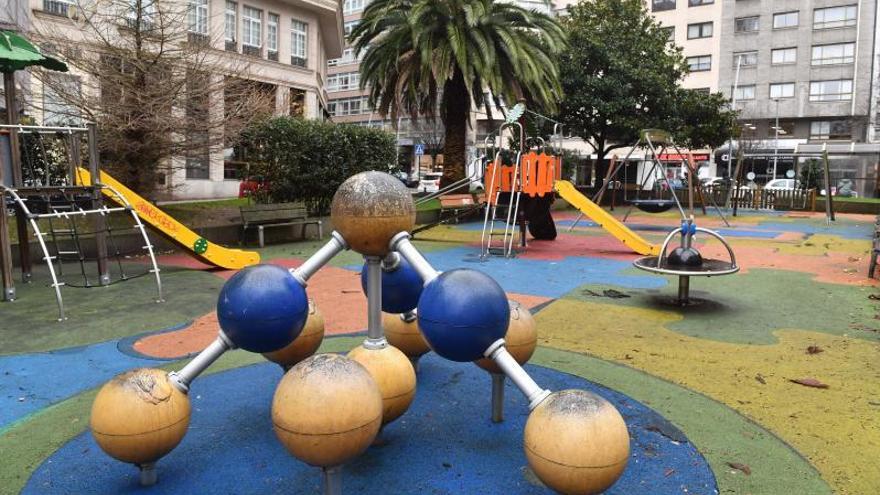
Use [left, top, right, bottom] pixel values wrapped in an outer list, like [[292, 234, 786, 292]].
[[350, 0, 566, 186]]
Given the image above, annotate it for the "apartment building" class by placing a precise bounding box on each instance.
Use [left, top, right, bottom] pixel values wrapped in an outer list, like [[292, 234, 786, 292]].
[[650, 0, 724, 92], [1, 0, 343, 199]]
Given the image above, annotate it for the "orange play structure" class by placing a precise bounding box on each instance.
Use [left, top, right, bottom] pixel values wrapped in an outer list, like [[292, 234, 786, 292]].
[[485, 152, 562, 205]]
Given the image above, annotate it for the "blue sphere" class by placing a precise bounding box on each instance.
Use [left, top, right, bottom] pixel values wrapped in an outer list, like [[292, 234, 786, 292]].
[[360, 256, 424, 314], [217, 264, 309, 353], [417, 269, 510, 362]]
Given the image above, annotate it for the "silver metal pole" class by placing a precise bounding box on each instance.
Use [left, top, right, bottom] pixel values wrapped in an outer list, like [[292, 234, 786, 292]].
[[491, 373, 505, 423], [139, 463, 157, 486], [484, 339, 550, 410], [364, 256, 387, 350], [389, 232, 440, 283], [168, 333, 234, 393], [290, 231, 348, 286], [323, 466, 343, 495], [773, 99, 780, 180], [678, 276, 690, 306]]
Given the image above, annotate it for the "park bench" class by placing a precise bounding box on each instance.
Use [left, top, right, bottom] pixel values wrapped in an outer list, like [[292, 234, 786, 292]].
[[869, 215, 880, 278], [240, 202, 322, 248], [439, 193, 483, 223]]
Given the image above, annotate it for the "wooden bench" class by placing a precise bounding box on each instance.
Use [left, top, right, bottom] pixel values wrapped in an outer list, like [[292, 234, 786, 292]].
[[240, 202, 322, 247], [439, 193, 485, 223]]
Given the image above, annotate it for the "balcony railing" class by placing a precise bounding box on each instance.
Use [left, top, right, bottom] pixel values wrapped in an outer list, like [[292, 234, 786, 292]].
[[242, 44, 262, 58], [43, 0, 72, 17], [291, 56, 307, 68], [267, 51, 279, 62], [225, 39, 237, 52]]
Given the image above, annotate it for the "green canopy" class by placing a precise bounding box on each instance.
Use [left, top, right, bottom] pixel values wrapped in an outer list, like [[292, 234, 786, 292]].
[[0, 30, 68, 73]]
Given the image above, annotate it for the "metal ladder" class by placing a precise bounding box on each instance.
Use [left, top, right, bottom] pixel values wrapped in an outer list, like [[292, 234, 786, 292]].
[[480, 149, 527, 259]]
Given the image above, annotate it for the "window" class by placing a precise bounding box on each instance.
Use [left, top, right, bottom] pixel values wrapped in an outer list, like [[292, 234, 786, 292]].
[[43, 0, 74, 17], [686, 55, 711, 72], [771, 47, 796, 65], [225, 1, 236, 44], [809, 80, 852, 102], [344, 20, 360, 37], [661, 26, 675, 42], [810, 120, 851, 139], [733, 85, 755, 100], [811, 42, 855, 65], [693, 87, 711, 94], [734, 51, 757, 67], [43, 75, 81, 126], [242, 6, 262, 48], [768, 121, 795, 137], [126, 0, 157, 29], [267, 13, 279, 54], [735, 16, 759, 33], [188, 0, 208, 34], [773, 11, 798, 29], [328, 96, 370, 117], [327, 72, 361, 92], [328, 48, 361, 67], [291, 20, 308, 67], [687, 22, 713, 39], [769, 82, 795, 99], [813, 5, 857, 29], [689, 0, 713, 5], [652, 0, 675, 12], [343, 0, 365, 15]]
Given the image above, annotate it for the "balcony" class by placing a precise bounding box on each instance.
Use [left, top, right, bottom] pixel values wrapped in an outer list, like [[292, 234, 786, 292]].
[[242, 44, 262, 58], [268, 51, 279, 62], [291, 56, 307, 68], [42, 0, 72, 17], [225, 40, 237, 52]]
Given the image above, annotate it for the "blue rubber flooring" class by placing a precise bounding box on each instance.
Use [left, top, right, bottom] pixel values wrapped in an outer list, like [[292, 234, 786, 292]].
[[26, 354, 717, 494]]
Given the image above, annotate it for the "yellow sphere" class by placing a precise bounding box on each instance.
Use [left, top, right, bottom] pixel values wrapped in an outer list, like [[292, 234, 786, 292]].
[[330, 171, 416, 256], [347, 344, 416, 424], [90, 368, 191, 465], [383, 313, 430, 358], [476, 301, 537, 374], [263, 299, 325, 368], [524, 390, 630, 495], [272, 354, 382, 467]]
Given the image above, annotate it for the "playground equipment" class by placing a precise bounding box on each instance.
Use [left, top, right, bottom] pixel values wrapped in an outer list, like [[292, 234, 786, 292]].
[[570, 129, 729, 229], [480, 104, 562, 259], [633, 217, 738, 305], [0, 124, 163, 320], [76, 167, 260, 269], [90, 170, 630, 495]]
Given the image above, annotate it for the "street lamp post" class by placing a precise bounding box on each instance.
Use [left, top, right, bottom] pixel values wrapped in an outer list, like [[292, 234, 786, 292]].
[[772, 98, 780, 180]]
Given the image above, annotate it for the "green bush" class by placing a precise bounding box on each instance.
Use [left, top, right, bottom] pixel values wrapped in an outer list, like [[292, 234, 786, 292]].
[[242, 117, 398, 214]]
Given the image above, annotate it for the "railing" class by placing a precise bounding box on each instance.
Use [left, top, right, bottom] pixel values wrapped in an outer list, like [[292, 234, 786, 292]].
[[290, 56, 307, 68], [242, 44, 261, 58], [43, 0, 72, 16], [703, 185, 815, 211], [268, 51, 279, 62]]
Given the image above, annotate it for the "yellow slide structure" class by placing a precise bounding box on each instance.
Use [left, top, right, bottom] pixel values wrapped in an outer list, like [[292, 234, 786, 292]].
[[76, 168, 260, 269], [554, 180, 660, 256]]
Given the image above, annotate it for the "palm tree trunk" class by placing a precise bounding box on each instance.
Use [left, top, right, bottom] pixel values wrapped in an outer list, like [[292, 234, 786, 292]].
[[441, 70, 469, 189]]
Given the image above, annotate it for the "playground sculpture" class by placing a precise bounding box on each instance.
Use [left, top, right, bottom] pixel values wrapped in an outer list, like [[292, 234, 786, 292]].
[[89, 171, 631, 495], [633, 216, 739, 305]]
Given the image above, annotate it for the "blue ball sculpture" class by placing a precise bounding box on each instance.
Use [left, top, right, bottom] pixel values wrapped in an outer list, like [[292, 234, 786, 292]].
[[360, 256, 424, 314], [217, 264, 309, 353], [417, 269, 510, 362]]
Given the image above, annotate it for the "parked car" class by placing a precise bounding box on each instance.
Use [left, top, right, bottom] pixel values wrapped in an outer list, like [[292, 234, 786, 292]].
[[764, 178, 801, 190], [420, 172, 442, 193]]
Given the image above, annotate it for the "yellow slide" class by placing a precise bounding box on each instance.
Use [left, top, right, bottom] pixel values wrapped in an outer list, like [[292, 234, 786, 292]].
[[76, 168, 260, 269], [554, 180, 660, 256]]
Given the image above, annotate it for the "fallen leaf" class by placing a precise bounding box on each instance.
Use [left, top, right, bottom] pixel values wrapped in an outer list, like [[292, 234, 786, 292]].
[[664, 468, 675, 478], [755, 374, 766, 384], [727, 462, 751, 475], [789, 377, 829, 389], [806, 345, 824, 354]]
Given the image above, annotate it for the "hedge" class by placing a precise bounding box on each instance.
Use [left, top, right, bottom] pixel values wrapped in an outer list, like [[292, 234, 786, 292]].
[[242, 117, 398, 214]]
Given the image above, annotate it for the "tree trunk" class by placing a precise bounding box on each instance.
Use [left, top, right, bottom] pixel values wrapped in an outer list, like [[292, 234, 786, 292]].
[[440, 69, 469, 189]]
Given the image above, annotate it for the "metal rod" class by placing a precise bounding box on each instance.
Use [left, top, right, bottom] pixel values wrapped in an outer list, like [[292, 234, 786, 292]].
[[30, 206, 129, 219], [168, 333, 233, 393], [323, 466, 343, 495], [290, 232, 348, 286], [87, 124, 110, 286], [0, 124, 90, 132], [363, 256, 387, 349], [139, 462, 157, 487], [678, 275, 690, 306], [390, 233, 440, 283], [491, 373, 505, 423], [484, 339, 550, 410]]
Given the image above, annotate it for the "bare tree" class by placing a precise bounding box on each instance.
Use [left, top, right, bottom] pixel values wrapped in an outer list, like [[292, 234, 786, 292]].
[[411, 119, 444, 171], [26, 0, 275, 197]]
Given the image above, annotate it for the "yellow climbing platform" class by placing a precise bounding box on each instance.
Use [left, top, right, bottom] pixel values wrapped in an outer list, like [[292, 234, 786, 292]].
[[76, 168, 260, 269], [554, 180, 660, 256]]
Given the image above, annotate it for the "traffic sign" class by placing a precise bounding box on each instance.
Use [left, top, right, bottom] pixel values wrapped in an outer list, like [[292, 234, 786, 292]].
[[414, 144, 425, 155]]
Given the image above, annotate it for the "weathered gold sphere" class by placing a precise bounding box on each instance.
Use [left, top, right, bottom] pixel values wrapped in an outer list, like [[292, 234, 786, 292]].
[[347, 344, 417, 424], [330, 171, 416, 256], [90, 368, 191, 465], [263, 299, 325, 368], [272, 354, 383, 467], [383, 312, 430, 358], [524, 390, 630, 495], [475, 301, 537, 374]]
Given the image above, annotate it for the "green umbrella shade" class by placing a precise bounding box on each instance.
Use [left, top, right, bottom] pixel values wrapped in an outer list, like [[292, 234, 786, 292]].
[[0, 30, 68, 73]]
